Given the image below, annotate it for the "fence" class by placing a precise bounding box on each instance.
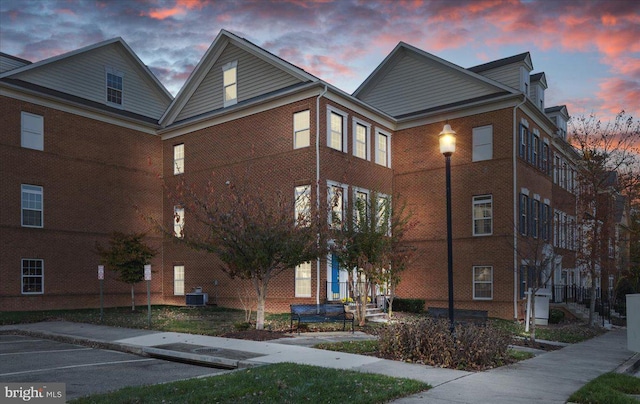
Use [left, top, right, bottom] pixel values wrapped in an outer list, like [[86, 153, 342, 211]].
[[553, 285, 616, 326]]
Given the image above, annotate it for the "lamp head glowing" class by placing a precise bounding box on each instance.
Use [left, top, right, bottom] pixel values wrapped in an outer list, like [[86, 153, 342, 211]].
[[439, 124, 456, 156]]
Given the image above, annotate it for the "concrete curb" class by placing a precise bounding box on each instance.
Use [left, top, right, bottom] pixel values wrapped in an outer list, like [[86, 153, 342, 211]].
[[615, 352, 640, 375]]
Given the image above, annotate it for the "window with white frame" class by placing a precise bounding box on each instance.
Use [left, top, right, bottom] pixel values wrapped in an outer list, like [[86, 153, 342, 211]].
[[295, 262, 312, 297], [353, 120, 369, 160], [174, 206, 184, 238], [354, 189, 369, 227], [222, 61, 237, 107], [328, 182, 346, 229], [173, 144, 184, 175], [173, 265, 185, 295], [106, 69, 123, 105], [472, 195, 492, 236], [532, 134, 539, 167], [519, 125, 527, 158], [375, 130, 390, 167], [293, 110, 310, 149], [519, 193, 528, 235], [21, 112, 44, 151], [542, 142, 549, 173], [472, 125, 493, 162], [473, 266, 492, 300], [22, 259, 43, 294], [294, 185, 311, 226], [376, 194, 390, 233], [21, 184, 43, 228], [327, 107, 347, 152], [532, 199, 540, 238]]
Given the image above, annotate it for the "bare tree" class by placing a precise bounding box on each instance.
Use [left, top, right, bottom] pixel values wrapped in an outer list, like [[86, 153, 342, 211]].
[[570, 111, 640, 326]]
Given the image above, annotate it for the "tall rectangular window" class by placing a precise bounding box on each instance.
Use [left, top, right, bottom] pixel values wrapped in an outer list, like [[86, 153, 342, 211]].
[[106, 71, 123, 105], [472, 195, 492, 236], [473, 266, 493, 300], [295, 262, 312, 297], [519, 194, 528, 236], [223, 61, 237, 107], [174, 206, 184, 238], [173, 143, 184, 175], [294, 185, 311, 227], [21, 112, 44, 151], [173, 265, 185, 295], [329, 112, 344, 151], [353, 121, 369, 160], [532, 135, 539, 167], [541, 203, 550, 240], [375, 131, 390, 167], [531, 199, 540, 238], [376, 194, 390, 233], [328, 183, 346, 229], [293, 110, 310, 149], [542, 143, 549, 173], [22, 259, 44, 294], [354, 189, 369, 227], [21, 184, 43, 228], [519, 125, 527, 158], [554, 211, 560, 247], [472, 125, 493, 162]]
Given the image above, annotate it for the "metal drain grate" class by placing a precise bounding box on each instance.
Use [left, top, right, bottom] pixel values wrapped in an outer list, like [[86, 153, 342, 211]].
[[193, 347, 221, 354]]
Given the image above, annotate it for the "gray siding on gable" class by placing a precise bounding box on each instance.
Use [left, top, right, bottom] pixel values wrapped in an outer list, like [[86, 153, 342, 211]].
[[10, 44, 169, 119], [1, 55, 30, 73], [358, 53, 499, 117], [474, 65, 521, 91], [176, 43, 304, 122]]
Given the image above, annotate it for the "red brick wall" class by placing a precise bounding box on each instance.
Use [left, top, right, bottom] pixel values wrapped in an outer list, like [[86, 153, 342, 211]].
[[0, 97, 164, 311]]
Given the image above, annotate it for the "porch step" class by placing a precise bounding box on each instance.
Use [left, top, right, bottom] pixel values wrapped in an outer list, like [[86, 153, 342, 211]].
[[365, 306, 388, 323], [562, 302, 610, 327]]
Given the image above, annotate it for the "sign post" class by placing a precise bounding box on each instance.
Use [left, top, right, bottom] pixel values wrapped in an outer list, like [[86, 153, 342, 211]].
[[98, 265, 104, 322], [144, 264, 152, 328]]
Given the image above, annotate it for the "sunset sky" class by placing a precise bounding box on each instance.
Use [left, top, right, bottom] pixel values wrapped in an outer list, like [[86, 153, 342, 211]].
[[1, 0, 639, 121]]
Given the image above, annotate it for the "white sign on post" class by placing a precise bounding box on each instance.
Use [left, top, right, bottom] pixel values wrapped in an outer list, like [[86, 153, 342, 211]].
[[144, 265, 152, 281], [98, 265, 104, 280]]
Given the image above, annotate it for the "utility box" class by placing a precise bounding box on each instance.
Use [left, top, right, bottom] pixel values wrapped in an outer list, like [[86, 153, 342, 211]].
[[186, 291, 208, 306], [627, 294, 640, 352], [535, 289, 551, 325]]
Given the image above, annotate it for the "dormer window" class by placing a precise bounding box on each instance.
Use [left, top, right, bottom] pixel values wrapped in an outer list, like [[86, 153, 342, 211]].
[[105, 68, 123, 106], [520, 66, 530, 95], [223, 61, 237, 107]]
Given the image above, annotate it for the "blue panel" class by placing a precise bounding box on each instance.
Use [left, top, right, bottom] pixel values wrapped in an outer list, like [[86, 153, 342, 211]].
[[331, 254, 340, 293]]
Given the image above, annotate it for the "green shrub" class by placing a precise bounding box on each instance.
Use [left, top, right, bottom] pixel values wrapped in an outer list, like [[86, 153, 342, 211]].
[[378, 318, 511, 370], [392, 298, 425, 313], [549, 308, 565, 324]]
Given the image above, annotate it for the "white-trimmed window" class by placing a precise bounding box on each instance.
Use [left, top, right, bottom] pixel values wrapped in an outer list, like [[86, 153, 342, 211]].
[[21, 184, 43, 228], [294, 185, 311, 226], [375, 130, 390, 167], [354, 188, 369, 227], [353, 119, 370, 160], [173, 265, 185, 295], [376, 193, 390, 233], [22, 259, 44, 295], [327, 107, 347, 152], [293, 110, 310, 149], [472, 195, 492, 236], [519, 193, 528, 236], [106, 68, 123, 106], [21, 112, 43, 151], [295, 262, 312, 297], [173, 144, 184, 175], [532, 199, 540, 238], [472, 125, 493, 162], [328, 181, 347, 229], [174, 206, 184, 238], [473, 266, 493, 300], [223, 61, 237, 107]]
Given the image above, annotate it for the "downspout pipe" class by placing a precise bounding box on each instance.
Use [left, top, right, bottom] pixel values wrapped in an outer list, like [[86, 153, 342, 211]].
[[316, 85, 328, 306], [513, 94, 527, 320]]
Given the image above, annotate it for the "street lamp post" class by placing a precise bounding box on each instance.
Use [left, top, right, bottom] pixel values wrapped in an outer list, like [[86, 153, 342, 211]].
[[439, 124, 456, 334]]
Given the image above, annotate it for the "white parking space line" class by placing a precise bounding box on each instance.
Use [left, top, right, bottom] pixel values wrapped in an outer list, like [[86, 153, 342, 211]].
[[0, 347, 93, 356], [0, 358, 158, 377]]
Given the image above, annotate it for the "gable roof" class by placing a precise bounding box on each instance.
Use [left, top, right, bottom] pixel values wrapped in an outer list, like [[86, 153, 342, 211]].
[[468, 52, 533, 73], [1, 37, 172, 121], [352, 42, 518, 118], [0, 52, 32, 73], [160, 29, 320, 126], [531, 72, 548, 89]]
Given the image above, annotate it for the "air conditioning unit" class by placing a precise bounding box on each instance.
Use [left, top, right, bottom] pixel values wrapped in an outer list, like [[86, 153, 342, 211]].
[[186, 293, 208, 306]]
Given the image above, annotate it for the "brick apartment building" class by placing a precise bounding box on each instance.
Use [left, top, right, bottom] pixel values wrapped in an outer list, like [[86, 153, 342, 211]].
[[2, 29, 603, 320]]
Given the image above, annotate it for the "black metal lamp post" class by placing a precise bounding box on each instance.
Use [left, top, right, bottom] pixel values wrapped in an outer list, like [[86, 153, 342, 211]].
[[439, 124, 456, 334]]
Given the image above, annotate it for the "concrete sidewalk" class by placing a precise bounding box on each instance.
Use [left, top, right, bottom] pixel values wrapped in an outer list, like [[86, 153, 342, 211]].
[[1, 321, 637, 403]]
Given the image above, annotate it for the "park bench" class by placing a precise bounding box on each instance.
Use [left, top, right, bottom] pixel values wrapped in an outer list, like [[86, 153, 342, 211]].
[[290, 304, 354, 334], [427, 307, 488, 326]]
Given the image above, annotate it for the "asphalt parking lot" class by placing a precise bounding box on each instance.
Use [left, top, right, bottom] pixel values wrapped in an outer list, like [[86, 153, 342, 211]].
[[0, 334, 230, 400]]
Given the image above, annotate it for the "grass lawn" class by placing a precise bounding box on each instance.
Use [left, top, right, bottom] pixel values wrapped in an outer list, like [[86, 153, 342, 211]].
[[568, 372, 640, 404], [69, 362, 430, 404]]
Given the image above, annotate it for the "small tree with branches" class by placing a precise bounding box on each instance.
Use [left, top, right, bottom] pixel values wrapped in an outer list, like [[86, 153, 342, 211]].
[[159, 176, 321, 330], [95, 232, 156, 311]]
